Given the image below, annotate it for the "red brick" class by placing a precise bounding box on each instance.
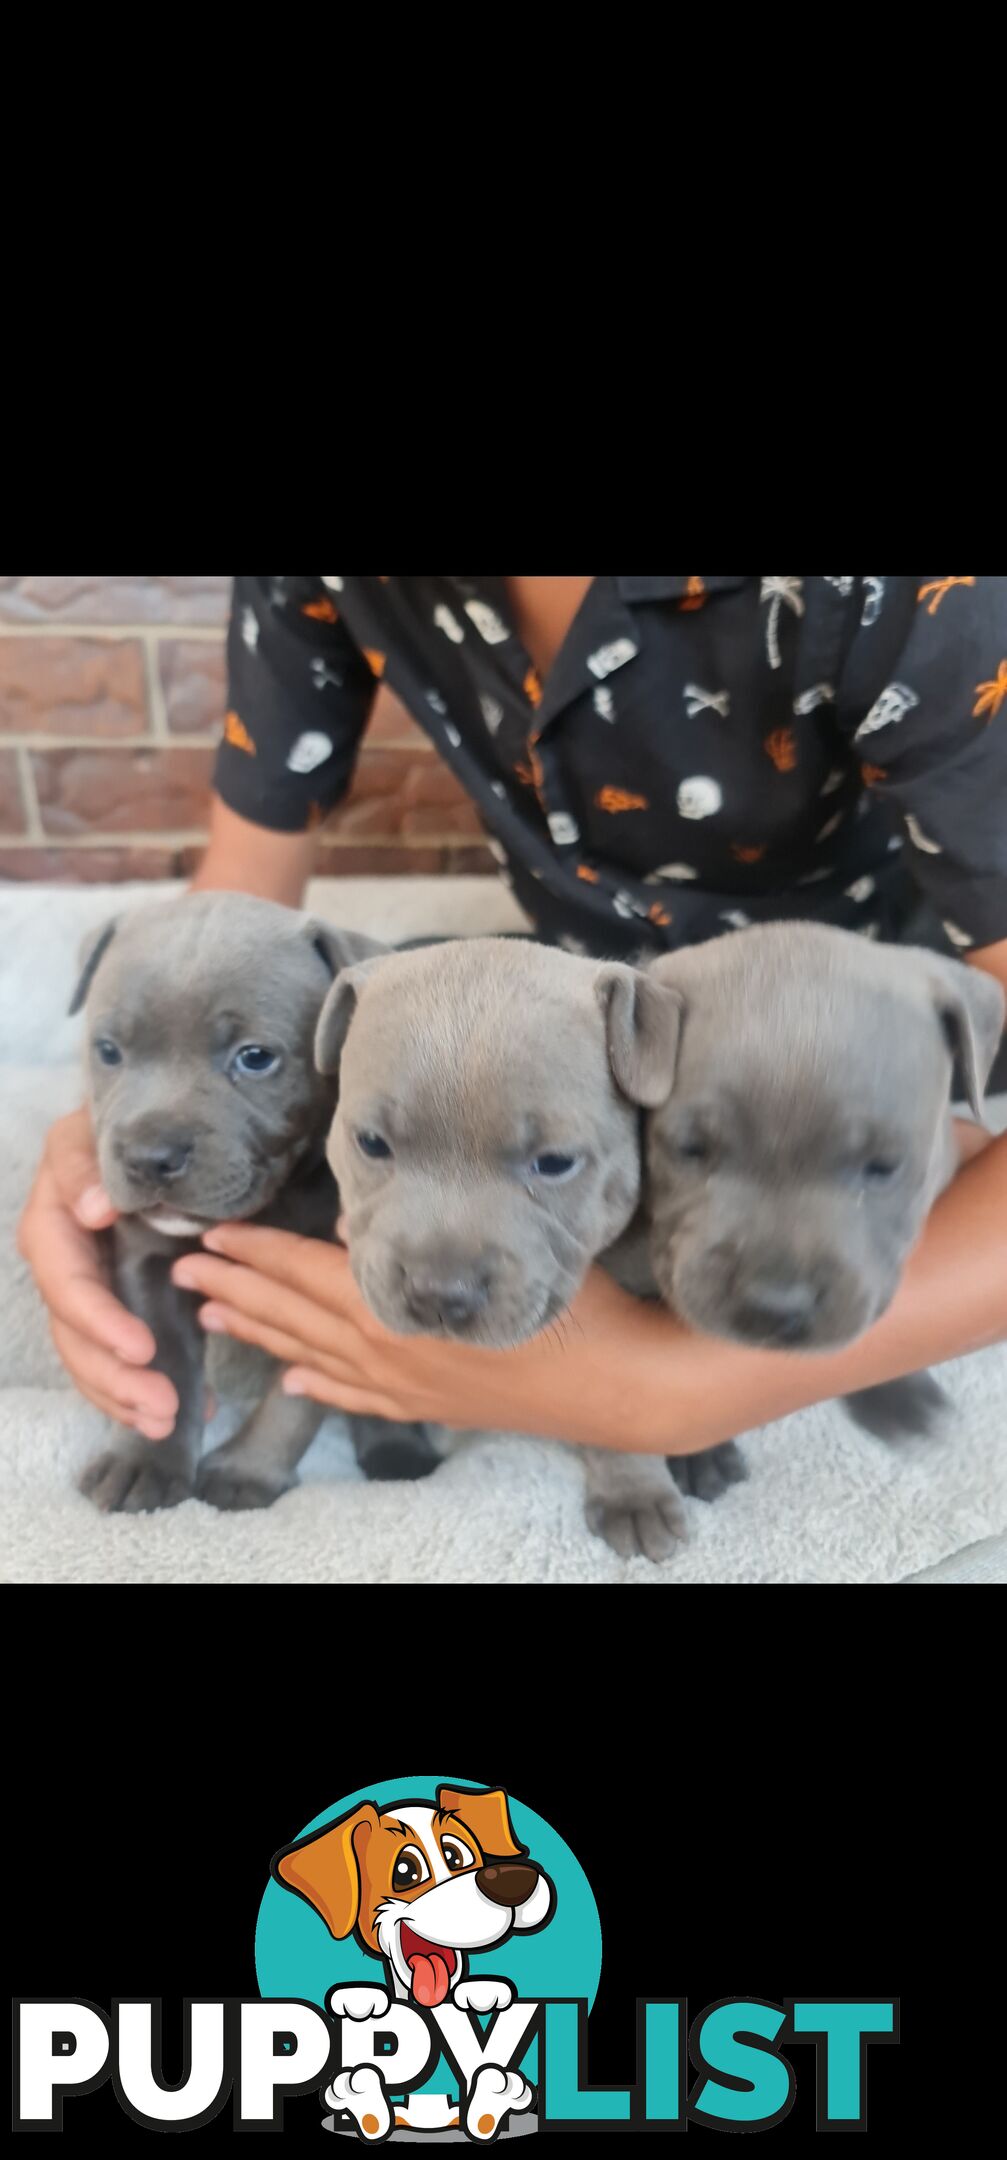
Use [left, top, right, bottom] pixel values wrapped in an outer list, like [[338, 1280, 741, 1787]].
[[365, 686, 433, 750], [335, 749, 479, 839], [0, 846, 182, 883], [399, 802, 485, 839], [31, 746, 215, 836], [340, 749, 409, 801], [442, 846, 498, 874], [0, 576, 231, 625], [314, 842, 450, 877], [401, 760, 474, 809], [0, 749, 26, 833], [0, 636, 148, 736], [159, 638, 227, 733], [176, 840, 452, 880]]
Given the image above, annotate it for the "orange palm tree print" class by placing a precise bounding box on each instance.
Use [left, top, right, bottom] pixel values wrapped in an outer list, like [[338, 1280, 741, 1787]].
[[301, 596, 339, 622], [596, 786, 649, 813], [680, 576, 706, 611], [860, 763, 887, 787], [224, 711, 256, 755], [974, 661, 1007, 722], [731, 843, 766, 863], [917, 577, 975, 616]]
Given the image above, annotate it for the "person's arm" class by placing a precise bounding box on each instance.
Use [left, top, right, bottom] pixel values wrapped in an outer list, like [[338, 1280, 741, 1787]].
[[167, 940, 1007, 1454], [18, 575, 377, 1432], [190, 793, 321, 907]]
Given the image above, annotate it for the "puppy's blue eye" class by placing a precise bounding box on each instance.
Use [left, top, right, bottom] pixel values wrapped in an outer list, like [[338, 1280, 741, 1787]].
[[530, 1151, 580, 1180], [863, 1157, 901, 1183], [94, 1039, 122, 1067], [233, 1045, 280, 1076], [357, 1130, 392, 1160]]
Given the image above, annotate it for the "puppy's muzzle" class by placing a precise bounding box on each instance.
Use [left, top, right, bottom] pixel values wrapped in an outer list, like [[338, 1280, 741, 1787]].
[[118, 1129, 194, 1187], [731, 1269, 821, 1346], [399, 1258, 494, 1332], [476, 1861, 540, 1907]]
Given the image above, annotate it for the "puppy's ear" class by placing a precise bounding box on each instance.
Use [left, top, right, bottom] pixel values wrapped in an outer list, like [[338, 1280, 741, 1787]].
[[271, 1801, 380, 1940], [302, 920, 390, 981], [68, 917, 118, 1017], [436, 1786, 524, 1861], [920, 951, 1005, 1124], [595, 961, 685, 1108], [314, 956, 387, 1074]]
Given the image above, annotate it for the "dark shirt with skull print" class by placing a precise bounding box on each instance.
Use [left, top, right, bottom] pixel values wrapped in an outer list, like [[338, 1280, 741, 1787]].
[[215, 575, 1007, 963]]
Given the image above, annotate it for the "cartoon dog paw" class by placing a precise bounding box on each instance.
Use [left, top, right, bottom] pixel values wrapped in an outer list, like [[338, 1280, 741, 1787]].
[[328, 1985, 390, 2021], [325, 2064, 390, 2140], [465, 2065, 533, 2141], [452, 1978, 514, 2013]]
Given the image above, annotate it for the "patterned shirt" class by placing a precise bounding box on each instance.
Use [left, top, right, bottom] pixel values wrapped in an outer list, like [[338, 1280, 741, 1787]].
[[215, 575, 1007, 959]]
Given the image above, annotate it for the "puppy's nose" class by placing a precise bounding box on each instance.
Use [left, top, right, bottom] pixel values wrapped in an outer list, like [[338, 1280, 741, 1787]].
[[402, 1268, 491, 1330], [734, 1273, 819, 1345], [123, 1137, 193, 1184], [476, 1862, 539, 1908]]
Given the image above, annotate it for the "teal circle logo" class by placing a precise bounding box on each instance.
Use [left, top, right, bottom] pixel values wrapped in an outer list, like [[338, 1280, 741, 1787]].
[[255, 1775, 602, 2109]]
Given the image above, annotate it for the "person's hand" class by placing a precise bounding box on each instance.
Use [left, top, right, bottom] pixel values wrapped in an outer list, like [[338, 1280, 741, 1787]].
[[170, 1225, 670, 1451], [17, 1107, 180, 1440]]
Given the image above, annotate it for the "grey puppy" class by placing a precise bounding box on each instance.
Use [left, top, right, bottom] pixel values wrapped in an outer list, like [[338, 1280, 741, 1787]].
[[640, 919, 1005, 1452], [307, 932, 693, 1556], [71, 892, 434, 1514]]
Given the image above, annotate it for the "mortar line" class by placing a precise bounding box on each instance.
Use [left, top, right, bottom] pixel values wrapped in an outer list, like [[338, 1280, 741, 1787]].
[[13, 746, 44, 841], [142, 627, 169, 741], [0, 830, 487, 851], [0, 623, 226, 641]]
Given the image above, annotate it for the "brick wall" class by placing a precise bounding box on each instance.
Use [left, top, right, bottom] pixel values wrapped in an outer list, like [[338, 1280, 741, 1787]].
[[0, 577, 494, 882]]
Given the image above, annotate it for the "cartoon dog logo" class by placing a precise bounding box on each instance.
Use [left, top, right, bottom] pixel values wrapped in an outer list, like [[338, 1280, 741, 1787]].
[[272, 1784, 555, 2140]]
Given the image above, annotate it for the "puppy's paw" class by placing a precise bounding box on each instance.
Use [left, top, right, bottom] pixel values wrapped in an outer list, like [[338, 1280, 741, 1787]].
[[668, 1439, 748, 1503], [843, 1375, 948, 1441], [324, 2064, 390, 2140], [196, 1449, 293, 1511], [350, 1417, 443, 1482], [79, 1446, 194, 1515], [328, 1985, 390, 2021], [452, 1977, 513, 2013], [582, 1448, 688, 1561], [464, 2065, 533, 2141]]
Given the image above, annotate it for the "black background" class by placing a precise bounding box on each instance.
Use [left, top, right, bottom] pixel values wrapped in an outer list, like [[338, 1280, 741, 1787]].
[[8, 1589, 978, 2146]]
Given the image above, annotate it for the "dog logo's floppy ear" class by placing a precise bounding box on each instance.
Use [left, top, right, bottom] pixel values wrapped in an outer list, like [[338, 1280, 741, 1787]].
[[436, 1786, 524, 1860], [271, 1801, 380, 1940], [68, 917, 118, 1017], [595, 961, 685, 1108], [919, 951, 1005, 1125], [314, 956, 387, 1075]]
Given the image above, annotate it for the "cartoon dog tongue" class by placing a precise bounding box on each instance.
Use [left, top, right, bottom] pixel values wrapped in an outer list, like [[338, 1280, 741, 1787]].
[[408, 1949, 452, 2007]]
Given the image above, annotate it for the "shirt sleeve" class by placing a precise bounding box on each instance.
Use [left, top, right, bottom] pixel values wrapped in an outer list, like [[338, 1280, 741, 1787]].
[[833, 575, 1007, 950], [213, 575, 377, 832]]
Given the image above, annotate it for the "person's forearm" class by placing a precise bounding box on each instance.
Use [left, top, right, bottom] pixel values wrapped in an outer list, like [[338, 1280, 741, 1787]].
[[190, 794, 320, 908], [627, 1130, 1007, 1455]]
